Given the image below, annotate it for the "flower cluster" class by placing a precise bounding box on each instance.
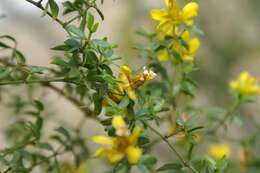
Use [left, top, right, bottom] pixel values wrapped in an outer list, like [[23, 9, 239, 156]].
[[92, 116, 142, 164], [151, 0, 200, 63], [157, 30, 200, 62], [151, 0, 199, 35], [230, 71, 260, 98], [107, 65, 157, 102], [208, 144, 231, 160]]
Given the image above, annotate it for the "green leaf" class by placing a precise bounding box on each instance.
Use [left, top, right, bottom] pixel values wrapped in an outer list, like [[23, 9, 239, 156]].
[[38, 142, 53, 151], [0, 68, 11, 80], [55, 126, 70, 139], [80, 12, 87, 31], [156, 163, 182, 172], [138, 136, 150, 146], [114, 163, 130, 173], [51, 44, 70, 51], [139, 154, 157, 165], [50, 135, 66, 146], [49, 0, 59, 18], [216, 157, 228, 172], [41, 2, 49, 17], [137, 165, 150, 173], [66, 25, 85, 38], [1, 35, 17, 43], [51, 57, 68, 67], [0, 41, 10, 48], [64, 38, 81, 51], [34, 100, 44, 111], [118, 96, 129, 108], [15, 51, 26, 65], [31, 116, 43, 139], [93, 93, 103, 115], [68, 67, 80, 78], [87, 12, 94, 31], [84, 50, 99, 67], [26, 65, 48, 74], [91, 23, 99, 33]]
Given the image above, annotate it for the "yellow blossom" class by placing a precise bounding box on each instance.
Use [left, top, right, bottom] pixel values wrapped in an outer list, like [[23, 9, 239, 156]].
[[92, 116, 142, 164], [230, 71, 260, 97], [112, 115, 130, 136], [157, 49, 169, 62], [157, 30, 200, 63], [208, 144, 231, 160], [151, 0, 199, 36], [107, 65, 156, 102]]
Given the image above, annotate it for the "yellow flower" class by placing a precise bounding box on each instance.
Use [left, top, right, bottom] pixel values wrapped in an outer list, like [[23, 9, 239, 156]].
[[151, 0, 199, 36], [157, 30, 200, 63], [157, 49, 169, 62], [107, 65, 156, 102], [92, 116, 142, 164], [208, 144, 231, 160], [230, 71, 260, 97], [181, 31, 200, 62]]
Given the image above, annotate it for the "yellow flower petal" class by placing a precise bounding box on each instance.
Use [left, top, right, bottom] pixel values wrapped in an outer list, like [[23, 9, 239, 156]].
[[120, 65, 132, 79], [157, 49, 169, 62], [118, 74, 130, 91], [112, 116, 126, 130], [92, 136, 113, 145], [93, 148, 106, 158], [182, 2, 199, 20], [188, 38, 200, 54], [181, 30, 190, 41], [156, 31, 166, 40], [126, 146, 142, 164], [182, 55, 194, 62], [208, 144, 231, 160], [151, 9, 168, 21], [127, 88, 137, 101], [107, 151, 124, 164], [230, 71, 260, 96], [157, 20, 175, 35], [164, 0, 170, 7], [129, 127, 142, 145]]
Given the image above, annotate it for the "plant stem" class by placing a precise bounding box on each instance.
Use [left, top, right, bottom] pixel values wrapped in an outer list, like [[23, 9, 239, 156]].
[[24, 0, 65, 27], [147, 124, 199, 173], [1, 138, 37, 157], [0, 77, 66, 86], [29, 145, 65, 171], [209, 99, 240, 134]]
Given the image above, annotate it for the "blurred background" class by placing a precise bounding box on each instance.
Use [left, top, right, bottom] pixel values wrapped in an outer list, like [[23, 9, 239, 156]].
[[0, 0, 260, 172]]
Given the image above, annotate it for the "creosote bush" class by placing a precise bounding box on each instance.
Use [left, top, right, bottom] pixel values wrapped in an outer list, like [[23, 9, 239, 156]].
[[0, 0, 260, 173]]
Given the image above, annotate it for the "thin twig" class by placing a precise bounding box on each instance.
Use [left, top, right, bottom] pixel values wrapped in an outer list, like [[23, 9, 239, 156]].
[[208, 100, 240, 134], [147, 124, 199, 173], [0, 77, 66, 85], [24, 0, 65, 27]]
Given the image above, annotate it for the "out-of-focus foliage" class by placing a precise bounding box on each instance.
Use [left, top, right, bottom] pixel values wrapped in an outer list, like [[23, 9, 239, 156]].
[[0, 0, 259, 173]]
